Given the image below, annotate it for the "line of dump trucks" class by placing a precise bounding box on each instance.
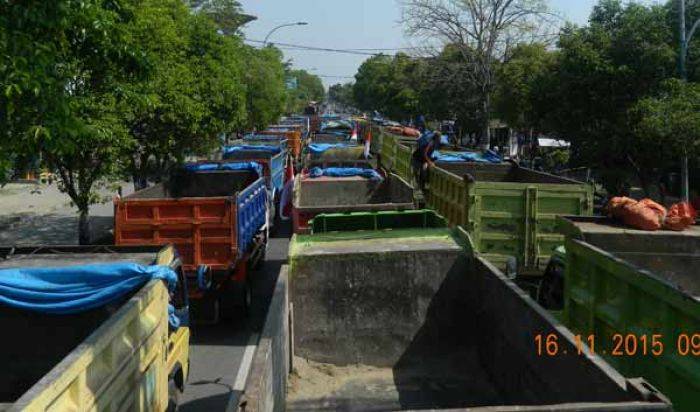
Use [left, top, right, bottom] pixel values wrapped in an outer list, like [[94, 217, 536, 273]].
[[1, 118, 698, 411]]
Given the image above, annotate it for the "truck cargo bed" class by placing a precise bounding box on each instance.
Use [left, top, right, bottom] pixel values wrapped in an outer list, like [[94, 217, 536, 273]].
[[279, 220, 669, 411], [427, 162, 593, 273], [558, 216, 700, 411], [115, 169, 267, 274], [0, 246, 179, 410], [292, 173, 415, 233]]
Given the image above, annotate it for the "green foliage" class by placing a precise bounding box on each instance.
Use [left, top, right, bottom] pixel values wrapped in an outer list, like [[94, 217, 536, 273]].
[[285, 68, 324, 114], [494, 43, 556, 131], [632, 79, 700, 161], [1, 0, 141, 243], [328, 83, 355, 109], [190, 0, 255, 35], [353, 54, 420, 121], [352, 47, 482, 133], [542, 0, 679, 194], [121, 0, 249, 186], [243, 46, 286, 129], [1, 0, 291, 243]]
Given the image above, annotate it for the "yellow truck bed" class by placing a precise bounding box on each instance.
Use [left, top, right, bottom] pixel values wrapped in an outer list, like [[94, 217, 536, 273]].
[[0, 246, 189, 412]]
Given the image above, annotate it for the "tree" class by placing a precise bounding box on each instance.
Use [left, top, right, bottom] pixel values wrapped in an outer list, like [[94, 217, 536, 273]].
[[494, 43, 556, 133], [631, 79, 700, 193], [1, 0, 143, 244], [285, 69, 324, 114], [124, 0, 248, 188], [1, 1, 75, 182], [401, 0, 552, 148], [415, 45, 483, 138], [189, 0, 256, 35], [353, 54, 421, 121], [328, 83, 355, 109], [544, 0, 678, 195], [243, 46, 286, 130]]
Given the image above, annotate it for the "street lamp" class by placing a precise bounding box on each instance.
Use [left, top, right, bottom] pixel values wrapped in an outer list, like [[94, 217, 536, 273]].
[[263, 22, 308, 46], [678, 0, 700, 200]]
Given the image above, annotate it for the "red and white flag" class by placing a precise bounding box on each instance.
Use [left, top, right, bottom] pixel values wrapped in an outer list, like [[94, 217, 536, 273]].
[[364, 127, 372, 159], [350, 122, 359, 141]]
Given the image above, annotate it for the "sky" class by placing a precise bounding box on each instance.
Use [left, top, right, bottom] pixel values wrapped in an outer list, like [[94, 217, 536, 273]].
[[237, 0, 601, 87]]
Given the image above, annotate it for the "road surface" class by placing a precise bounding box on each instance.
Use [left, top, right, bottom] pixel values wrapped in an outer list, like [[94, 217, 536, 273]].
[[179, 221, 292, 411]]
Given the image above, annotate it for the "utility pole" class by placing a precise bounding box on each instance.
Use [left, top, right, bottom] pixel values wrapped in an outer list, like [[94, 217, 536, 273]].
[[680, 0, 689, 201], [678, 0, 700, 201]]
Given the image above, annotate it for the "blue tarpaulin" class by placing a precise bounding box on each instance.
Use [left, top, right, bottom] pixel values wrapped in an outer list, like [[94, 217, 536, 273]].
[[307, 143, 353, 154], [0, 263, 176, 315], [244, 134, 283, 140], [185, 162, 263, 177], [431, 150, 502, 164], [222, 145, 282, 155], [308, 167, 382, 181]]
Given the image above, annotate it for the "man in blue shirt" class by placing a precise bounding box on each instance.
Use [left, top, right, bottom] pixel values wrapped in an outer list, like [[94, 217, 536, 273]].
[[415, 114, 427, 132], [412, 131, 442, 190]]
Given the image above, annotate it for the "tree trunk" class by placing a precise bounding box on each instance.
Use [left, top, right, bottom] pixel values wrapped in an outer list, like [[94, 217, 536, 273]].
[[133, 172, 148, 191], [132, 153, 150, 191], [479, 93, 491, 150], [78, 208, 90, 245]]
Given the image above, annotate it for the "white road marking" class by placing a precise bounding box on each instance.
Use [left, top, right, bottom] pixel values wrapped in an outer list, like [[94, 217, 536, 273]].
[[234, 332, 259, 391]]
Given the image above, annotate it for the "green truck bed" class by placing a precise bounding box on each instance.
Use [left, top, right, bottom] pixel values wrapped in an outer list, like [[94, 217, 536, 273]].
[[558, 216, 700, 412], [428, 162, 593, 274]]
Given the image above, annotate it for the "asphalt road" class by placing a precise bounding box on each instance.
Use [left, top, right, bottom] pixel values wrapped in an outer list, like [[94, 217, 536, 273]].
[[179, 220, 292, 411]]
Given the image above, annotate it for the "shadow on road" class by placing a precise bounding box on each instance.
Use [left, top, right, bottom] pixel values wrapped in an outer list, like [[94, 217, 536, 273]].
[[0, 214, 113, 245]]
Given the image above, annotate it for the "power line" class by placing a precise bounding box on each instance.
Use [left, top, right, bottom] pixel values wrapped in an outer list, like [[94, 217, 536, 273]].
[[315, 74, 355, 79], [245, 39, 417, 56]]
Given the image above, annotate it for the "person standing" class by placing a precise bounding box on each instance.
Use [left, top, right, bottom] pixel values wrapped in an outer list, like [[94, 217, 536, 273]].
[[415, 114, 427, 133], [412, 130, 442, 190]]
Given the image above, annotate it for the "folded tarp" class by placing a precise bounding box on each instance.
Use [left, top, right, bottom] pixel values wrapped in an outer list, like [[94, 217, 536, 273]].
[[185, 161, 263, 177], [0, 263, 176, 315], [432, 150, 502, 164], [317, 131, 350, 137], [244, 134, 284, 140], [307, 143, 354, 154], [321, 120, 353, 131], [308, 167, 382, 181], [222, 145, 282, 155]]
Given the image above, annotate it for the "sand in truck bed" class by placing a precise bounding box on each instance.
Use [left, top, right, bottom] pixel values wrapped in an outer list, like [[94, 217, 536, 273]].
[[287, 349, 501, 412]]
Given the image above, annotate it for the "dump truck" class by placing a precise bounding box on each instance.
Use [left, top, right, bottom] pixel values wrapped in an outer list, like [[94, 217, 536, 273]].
[[238, 211, 671, 411], [309, 132, 351, 144], [292, 171, 415, 234], [257, 128, 302, 161], [115, 164, 268, 322], [551, 216, 700, 412], [222, 142, 288, 223], [304, 143, 368, 168], [427, 162, 593, 277], [0, 245, 190, 412]]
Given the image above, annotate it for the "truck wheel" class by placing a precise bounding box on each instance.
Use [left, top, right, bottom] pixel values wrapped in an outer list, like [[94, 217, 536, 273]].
[[537, 261, 564, 310], [230, 280, 252, 320], [243, 280, 252, 315], [166, 378, 180, 412]]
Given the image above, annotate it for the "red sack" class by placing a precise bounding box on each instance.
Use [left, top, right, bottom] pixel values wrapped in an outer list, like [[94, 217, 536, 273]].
[[386, 126, 403, 135], [402, 127, 421, 137], [664, 202, 697, 231], [607, 197, 667, 231], [607, 196, 637, 217]]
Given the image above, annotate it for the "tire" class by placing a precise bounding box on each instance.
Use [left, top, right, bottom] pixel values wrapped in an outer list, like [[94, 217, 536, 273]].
[[166, 378, 180, 412], [268, 191, 277, 236], [537, 261, 565, 310], [243, 279, 252, 315]]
